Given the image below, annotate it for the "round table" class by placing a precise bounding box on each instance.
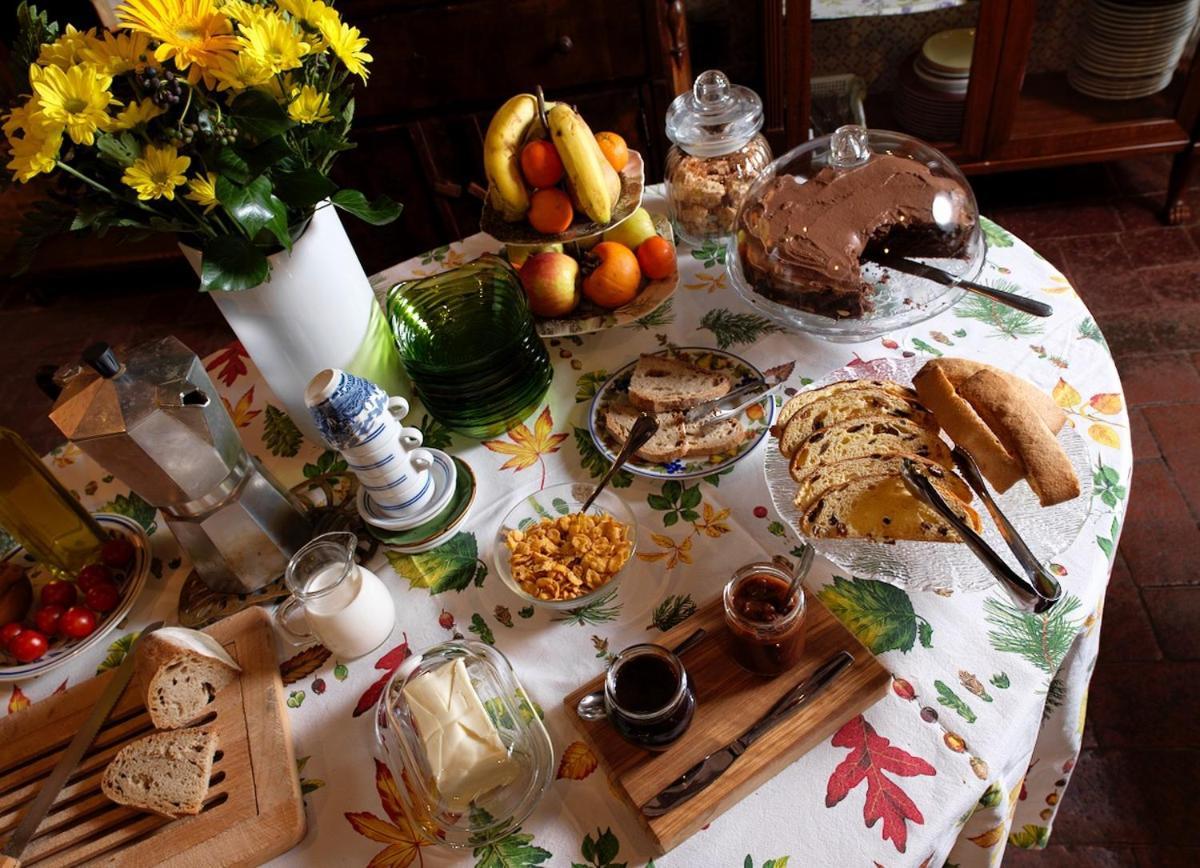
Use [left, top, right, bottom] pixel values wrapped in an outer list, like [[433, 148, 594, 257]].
[[17, 187, 1130, 867]]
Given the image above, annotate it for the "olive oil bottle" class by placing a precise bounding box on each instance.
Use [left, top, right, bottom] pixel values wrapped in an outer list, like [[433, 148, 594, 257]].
[[0, 428, 104, 577]]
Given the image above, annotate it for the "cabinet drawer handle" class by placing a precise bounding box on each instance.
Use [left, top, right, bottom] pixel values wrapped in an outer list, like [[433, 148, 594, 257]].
[[556, 35, 574, 54]]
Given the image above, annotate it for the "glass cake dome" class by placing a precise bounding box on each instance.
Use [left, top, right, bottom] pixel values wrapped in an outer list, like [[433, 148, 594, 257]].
[[725, 125, 985, 343]]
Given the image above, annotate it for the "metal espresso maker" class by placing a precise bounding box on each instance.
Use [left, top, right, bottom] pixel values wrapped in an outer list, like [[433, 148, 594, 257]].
[[49, 337, 312, 593]]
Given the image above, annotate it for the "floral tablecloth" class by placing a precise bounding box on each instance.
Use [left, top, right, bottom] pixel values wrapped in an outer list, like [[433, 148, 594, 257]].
[[14, 186, 1130, 867]]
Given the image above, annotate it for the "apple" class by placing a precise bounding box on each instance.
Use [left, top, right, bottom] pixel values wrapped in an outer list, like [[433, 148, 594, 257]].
[[505, 242, 563, 269], [519, 252, 580, 317], [603, 207, 656, 250]]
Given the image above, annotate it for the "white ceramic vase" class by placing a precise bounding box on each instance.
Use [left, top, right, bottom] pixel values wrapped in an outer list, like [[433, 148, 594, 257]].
[[180, 204, 405, 440]]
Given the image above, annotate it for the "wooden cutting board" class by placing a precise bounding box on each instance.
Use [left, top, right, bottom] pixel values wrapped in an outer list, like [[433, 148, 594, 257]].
[[564, 594, 890, 856], [0, 606, 305, 867]]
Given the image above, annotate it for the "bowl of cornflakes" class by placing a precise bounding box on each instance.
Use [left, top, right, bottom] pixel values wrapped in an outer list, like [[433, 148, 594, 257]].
[[494, 482, 638, 610]]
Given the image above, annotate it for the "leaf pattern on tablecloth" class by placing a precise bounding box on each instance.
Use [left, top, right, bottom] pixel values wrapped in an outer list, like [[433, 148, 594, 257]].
[[205, 342, 249, 387], [386, 533, 486, 595], [743, 859, 789, 868], [345, 759, 429, 867], [96, 631, 138, 674], [352, 636, 411, 718], [575, 370, 608, 403], [7, 685, 29, 714], [552, 589, 621, 626], [415, 414, 454, 450], [954, 289, 1045, 340], [637, 532, 693, 569], [279, 644, 332, 685], [222, 386, 262, 428], [646, 593, 697, 631], [571, 827, 625, 867], [817, 576, 934, 654], [483, 406, 568, 490], [557, 741, 599, 781], [1052, 378, 1125, 448], [263, 405, 303, 457], [934, 681, 977, 724], [690, 241, 726, 267], [825, 716, 936, 853], [573, 428, 634, 489], [1008, 824, 1050, 849], [698, 308, 783, 349], [469, 613, 495, 645], [984, 595, 1083, 675], [98, 491, 157, 533], [470, 807, 552, 867]]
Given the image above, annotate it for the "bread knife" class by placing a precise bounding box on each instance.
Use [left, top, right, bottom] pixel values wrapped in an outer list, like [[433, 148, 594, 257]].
[[871, 254, 1054, 318], [0, 621, 163, 867]]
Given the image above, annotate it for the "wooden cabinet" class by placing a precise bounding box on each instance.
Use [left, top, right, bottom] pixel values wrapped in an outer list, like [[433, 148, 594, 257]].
[[764, 0, 1200, 222]]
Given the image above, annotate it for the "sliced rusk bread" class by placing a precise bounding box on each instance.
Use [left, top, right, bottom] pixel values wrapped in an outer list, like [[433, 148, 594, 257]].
[[921, 358, 1065, 434], [604, 399, 745, 464], [628, 354, 732, 413], [789, 416, 953, 483], [101, 728, 219, 818], [792, 453, 973, 513], [778, 388, 937, 457], [799, 473, 981, 542], [774, 379, 920, 440]]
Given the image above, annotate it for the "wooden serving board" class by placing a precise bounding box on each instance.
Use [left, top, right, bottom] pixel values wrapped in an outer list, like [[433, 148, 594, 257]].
[[0, 607, 305, 867], [564, 595, 890, 856]]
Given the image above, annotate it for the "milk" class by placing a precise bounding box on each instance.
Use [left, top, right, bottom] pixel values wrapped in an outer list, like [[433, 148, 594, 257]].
[[300, 563, 395, 659]]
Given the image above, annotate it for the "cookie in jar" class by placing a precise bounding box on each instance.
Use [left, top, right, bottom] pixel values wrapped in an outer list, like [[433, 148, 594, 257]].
[[664, 70, 772, 246]]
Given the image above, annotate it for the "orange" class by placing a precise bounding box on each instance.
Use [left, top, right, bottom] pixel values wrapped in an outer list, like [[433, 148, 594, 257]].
[[595, 132, 629, 172], [583, 242, 641, 308], [528, 188, 574, 234], [520, 139, 564, 188], [636, 235, 676, 280]]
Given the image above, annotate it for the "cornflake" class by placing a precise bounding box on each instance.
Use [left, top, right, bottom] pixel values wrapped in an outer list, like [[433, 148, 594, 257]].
[[504, 512, 632, 601]]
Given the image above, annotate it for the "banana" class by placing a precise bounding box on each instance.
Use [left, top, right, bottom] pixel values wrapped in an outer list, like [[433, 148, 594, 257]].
[[548, 104, 620, 225], [483, 94, 539, 222]]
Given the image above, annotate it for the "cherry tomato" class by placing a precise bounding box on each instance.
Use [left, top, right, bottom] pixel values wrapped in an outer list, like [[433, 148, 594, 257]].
[[0, 622, 24, 652], [84, 580, 121, 614], [76, 564, 112, 592], [100, 537, 135, 569], [10, 629, 48, 663], [40, 579, 77, 608], [33, 605, 64, 636], [59, 606, 96, 640]]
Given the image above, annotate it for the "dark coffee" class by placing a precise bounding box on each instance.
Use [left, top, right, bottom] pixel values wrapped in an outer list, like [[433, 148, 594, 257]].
[[607, 648, 695, 751], [613, 654, 678, 714]]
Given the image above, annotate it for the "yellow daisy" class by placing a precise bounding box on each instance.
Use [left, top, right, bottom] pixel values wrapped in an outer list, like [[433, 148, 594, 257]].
[[318, 17, 371, 81], [6, 125, 64, 182], [37, 24, 101, 70], [33, 63, 117, 146], [117, 0, 239, 86], [109, 98, 165, 130], [263, 72, 297, 103], [83, 30, 155, 75], [122, 143, 191, 200], [209, 51, 271, 92], [287, 84, 333, 124], [215, 0, 266, 24], [3, 98, 42, 138], [186, 171, 219, 212], [276, 0, 336, 48], [238, 11, 310, 76]]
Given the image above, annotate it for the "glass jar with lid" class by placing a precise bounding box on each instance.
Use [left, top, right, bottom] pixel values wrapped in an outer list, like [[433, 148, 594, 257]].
[[664, 69, 773, 246]]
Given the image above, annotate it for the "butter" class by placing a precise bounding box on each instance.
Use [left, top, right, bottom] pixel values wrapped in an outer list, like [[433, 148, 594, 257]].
[[403, 658, 519, 808]]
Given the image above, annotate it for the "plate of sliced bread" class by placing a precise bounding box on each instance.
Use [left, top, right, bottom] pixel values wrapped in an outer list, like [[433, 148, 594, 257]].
[[764, 356, 1092, 591], [590, 349, 777, 480]]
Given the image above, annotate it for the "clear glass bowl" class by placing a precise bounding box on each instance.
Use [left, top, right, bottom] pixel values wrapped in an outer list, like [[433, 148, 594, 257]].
[[374, 640, 553, 848], [493, 481, 638, 611], [726, 125, 985, 343]]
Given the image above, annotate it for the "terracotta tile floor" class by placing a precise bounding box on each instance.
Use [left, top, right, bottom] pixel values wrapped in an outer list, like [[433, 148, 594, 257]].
[[2, 155, 1199, 863]]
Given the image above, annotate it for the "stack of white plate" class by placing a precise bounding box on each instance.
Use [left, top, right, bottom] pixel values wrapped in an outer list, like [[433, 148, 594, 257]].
[[894, 28, 974, 141], [1069, 0, 1200, 100]]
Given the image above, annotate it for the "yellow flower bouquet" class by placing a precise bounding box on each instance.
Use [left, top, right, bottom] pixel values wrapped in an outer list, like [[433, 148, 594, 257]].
[[4, 0, 400, 290]]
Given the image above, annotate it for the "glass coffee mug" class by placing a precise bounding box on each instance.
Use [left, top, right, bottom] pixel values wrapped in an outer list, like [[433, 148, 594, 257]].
[[275, 532, 395, 659], [576, 644, 695, 751]]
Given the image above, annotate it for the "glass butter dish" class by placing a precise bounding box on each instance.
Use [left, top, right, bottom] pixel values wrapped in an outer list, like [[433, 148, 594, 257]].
[[374, 640, 553, 848]]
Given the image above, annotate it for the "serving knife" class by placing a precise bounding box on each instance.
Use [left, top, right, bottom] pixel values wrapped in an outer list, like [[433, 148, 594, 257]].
[[684, 376, 787, 426], [1, 621, 163, 867], [871, 254, 1053, 318], [640, 650, 853, 818]]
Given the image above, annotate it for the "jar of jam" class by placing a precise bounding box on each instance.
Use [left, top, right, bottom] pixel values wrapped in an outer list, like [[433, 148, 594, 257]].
[[723, 563, 807, 676], [578, 644, 695, 751]]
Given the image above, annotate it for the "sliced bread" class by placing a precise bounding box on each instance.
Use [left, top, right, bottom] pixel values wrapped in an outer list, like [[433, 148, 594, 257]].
[[684, 417, 746, 457], [922, 358, 1066, 434], [604, 400, 746, 463], [789, 416, 953, 483], [774, 380, 920, 439], [779, 388, 937, 457], [958, 369, 1080, 507], [913, 363, 1025, 492], [799, 473, 981, 542], [101, 728, 219, 818], [628, 354, 732, 413], [136, 627, 241, 730], [792, 452, 972, 513]]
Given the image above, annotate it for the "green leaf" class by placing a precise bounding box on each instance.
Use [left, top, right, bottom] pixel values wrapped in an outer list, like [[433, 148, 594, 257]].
[[662, 480, 682, 502], [287, 690, 305, 708], [981, 217, 1014, 248], [518, 606, 534, 619], [1098, 464, 1120, 486], [984, 594, 1083, 675], [698, 308, 782, 349], [216, 175, 291, 250], [386, 532, 485, 594], [99, 491, 157, 534], [918, 620, 933, 648], [214, 146, 251, 184], [977, 782, 1002, 808], [934, 680, 977, 723], [1009, 824, 1050, 849], [417, 413, 454, 449], [679, 509, 699, 522], [229, 89, 293, 141], [200, 235, 270, 291], [766, 520, 786, 537], [553, 588, 622, 626], [1096, 536, 1114, 559], [575, 370, 609, 403], [469, 613, 495, 645], [990, 672, 1010, 689], [647, 594, 696, 631], [662, 512, 678, 527], [911, 337, 943, 357], [263, 405, 303, 457], [646, 494, 673, 511], [12, 3, 59, 88], [471, 819, 551, 868], [96, 631, 138, 675], [243, 135, 293, 178], [679, 485, 701, 509], [573, 428, 633, 488], [817, 575, 929, 654], [273, 166, 337, 209], [331, 189, 402, 225], [552, 497, 571, 515], [95, 132, 140, 168]]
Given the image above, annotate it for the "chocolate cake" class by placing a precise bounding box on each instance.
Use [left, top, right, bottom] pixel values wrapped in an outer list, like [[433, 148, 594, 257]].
[[737, 153, 974, 319]]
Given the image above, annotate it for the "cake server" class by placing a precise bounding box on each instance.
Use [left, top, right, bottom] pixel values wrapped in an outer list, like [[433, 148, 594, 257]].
[[871, 254, 1054, 318], [898, 460, 1054, 613], [641, 650, 853, 817], [1, 621, 164, 867]]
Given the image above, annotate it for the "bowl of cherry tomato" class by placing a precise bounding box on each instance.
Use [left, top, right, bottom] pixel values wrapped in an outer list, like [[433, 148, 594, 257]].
[[0, 515, 151, 681]]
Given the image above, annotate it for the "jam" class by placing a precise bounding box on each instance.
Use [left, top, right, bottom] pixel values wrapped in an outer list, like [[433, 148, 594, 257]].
[[724, 564, 807, 676], [606, 645, 695, 751]]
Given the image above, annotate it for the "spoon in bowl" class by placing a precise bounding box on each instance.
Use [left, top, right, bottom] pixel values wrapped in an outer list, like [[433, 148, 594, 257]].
[[580, 412, 659, 513]]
